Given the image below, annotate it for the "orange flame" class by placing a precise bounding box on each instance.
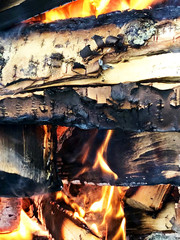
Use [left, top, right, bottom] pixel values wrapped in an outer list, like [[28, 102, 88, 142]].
[[56, 126, 69, 140], [89, 186, 126, 239], [93, 130, 118, 180], [57, 185, 127, 239], [56, 191, 86, 222], [28, 0, 166, 23], [0, 210, 50, 240]]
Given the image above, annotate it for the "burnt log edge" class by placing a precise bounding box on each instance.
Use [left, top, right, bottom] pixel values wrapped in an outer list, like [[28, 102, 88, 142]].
[[0, 0, 72, 31], [0, 171, 62, 197], [0, 3, 180, 37], [0, 83, 180, 131]]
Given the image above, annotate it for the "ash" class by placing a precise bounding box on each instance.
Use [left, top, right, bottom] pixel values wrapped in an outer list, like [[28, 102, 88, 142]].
[[145, 233, 179, 240]]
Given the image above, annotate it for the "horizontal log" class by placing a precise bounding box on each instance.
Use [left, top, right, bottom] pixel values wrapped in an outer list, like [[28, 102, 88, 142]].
[[58, 129, 180, 186], [0, 7, 179, 94], [0, 84, 180, 131], [125, 185, 172, 211], [2, 125, 179, 196], [0, 0, 72, 30]]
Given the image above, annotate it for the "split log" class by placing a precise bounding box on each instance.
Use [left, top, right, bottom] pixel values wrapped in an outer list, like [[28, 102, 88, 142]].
[[38, 196, 100, 240], [0, 6, 179, 95], [125, 185, 172, 211], [0, 125, 62, 197], [57, 129, 180, 186], [125, 201, 176, 234], [1, 126, 179, 192], [1, 84, 180, 131]]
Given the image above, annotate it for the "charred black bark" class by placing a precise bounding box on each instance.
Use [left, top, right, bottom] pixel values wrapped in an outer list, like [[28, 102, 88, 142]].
[[0, 84, 180, 131], [0, 2, 179, 36], [0, 125, 62, 197]]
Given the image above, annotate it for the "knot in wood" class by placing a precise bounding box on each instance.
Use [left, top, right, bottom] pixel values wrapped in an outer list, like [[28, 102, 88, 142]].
[[124, 18, 155, 47]]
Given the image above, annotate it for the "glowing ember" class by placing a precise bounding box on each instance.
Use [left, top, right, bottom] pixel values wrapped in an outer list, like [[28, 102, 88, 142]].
[[56, 126, 69, 140], [0, 210, 49, 240], [28, 0, 166, 23]]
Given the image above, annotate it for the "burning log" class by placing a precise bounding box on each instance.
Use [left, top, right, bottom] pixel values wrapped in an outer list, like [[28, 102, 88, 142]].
[[38, 195, 100, 240], [57, 129, 180, 186], [0, 126, 179, 196], [29, 184, 178, 239], [0, 5, 179, 94], [1, 84, 180, 131], [31, 183, 127, 240]]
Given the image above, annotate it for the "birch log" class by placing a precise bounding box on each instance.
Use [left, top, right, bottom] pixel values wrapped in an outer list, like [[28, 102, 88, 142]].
[[0, 8, 179, 95]]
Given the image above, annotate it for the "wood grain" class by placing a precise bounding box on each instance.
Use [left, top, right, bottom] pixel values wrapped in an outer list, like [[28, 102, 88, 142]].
[[57, 129, 180, 186], [125, 185, 172, 211]]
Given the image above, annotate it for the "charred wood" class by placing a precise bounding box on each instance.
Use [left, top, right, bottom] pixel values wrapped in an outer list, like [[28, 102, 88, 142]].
[[0, 84, 180, 131], [0, 0, 72, 30], [0, 125, 62, 197], [0, 7, 179, 93]]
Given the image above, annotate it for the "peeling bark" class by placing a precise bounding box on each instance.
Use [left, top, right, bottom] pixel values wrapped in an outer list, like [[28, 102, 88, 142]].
[[0, 10, 179, 94], [0, 84, 180, 131]]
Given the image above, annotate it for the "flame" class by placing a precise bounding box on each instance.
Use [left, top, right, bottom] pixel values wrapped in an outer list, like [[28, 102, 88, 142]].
[[88, 186, 126, 239], [93, 130, 118, 180], [57, 185, 127, 239], [56, 191, 86, 222], [28, 0, 166, 23], [0, 210, 49, 240], [113, 217, 126, 240], [56, 126, 69, 140]]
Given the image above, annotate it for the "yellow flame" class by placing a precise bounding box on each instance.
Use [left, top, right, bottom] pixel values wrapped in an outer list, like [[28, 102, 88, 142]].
[[56, 191, 85, 219], [56, 185, 127, 239], [88, 186, 126, 239], [0, 210, 49, 240], [28, 0, 166, 23], [93, 130, 118, 180], [113, 217, 126, 240]]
